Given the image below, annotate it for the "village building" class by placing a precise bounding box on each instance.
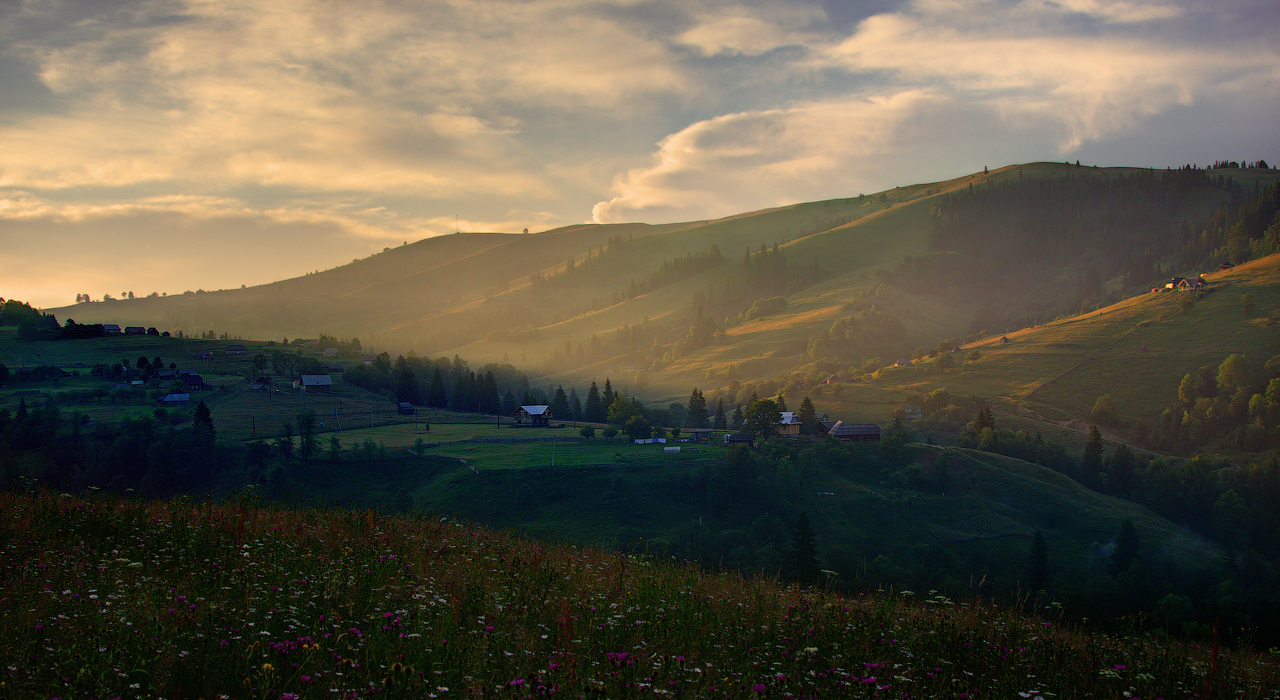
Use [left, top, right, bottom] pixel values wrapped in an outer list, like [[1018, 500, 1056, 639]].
[[398, 402, 416, 415], [179, 375, 208, 391], [724, 432, 757, 447], [776, 411, 802, 437], [512, 405, 552, 427], [827, 421, 882, 443], [688, 427, 714, 441], [160, 393, 190, 404], [124, 326, 146, 335], [225, 344, 247, 355], [297, 374, 333, 392], [196, 350, 213, 360], [101, 324, 122, 334], [1166, 276, 1207, 292]]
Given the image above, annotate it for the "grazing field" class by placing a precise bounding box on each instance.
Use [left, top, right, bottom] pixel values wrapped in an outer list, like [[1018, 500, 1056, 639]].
[[3, 488, 1276, 700]]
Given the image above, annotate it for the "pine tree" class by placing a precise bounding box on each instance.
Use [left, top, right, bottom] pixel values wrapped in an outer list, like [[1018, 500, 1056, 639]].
[[797, 396, 818, 435], [1026, 530, 1048, 591], [480, 371, 501, 414], [686, 388, 709, 428], [193, 400, 215, 443], [713, 398, 728, 430], [396, 368, 419, 405], [602, 379, 614, 413], [427, 368, 448, 406], [569, 387, 581, 421], [776, 394, 787, 413], [731, 404, 744, 430], [782, 510, 821, 585], [585, 381, 603, 422], [550, 385, 571, 420]]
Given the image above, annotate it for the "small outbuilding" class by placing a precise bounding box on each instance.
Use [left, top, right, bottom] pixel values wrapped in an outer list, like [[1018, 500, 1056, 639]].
[[226, 344, 247, 355], [160, 393, 190, 403], [398, 402, 416, 415]]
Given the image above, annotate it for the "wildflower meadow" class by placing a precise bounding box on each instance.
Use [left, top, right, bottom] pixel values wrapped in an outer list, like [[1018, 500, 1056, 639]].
[[1, 488, 1277, 699]]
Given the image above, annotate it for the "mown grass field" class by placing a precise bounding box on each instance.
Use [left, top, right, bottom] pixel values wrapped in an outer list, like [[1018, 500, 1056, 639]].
[[3, 488, 1277, 700]]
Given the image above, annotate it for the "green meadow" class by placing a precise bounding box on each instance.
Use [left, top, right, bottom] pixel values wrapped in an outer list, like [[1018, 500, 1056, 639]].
[[3, 488, 1277, 700]]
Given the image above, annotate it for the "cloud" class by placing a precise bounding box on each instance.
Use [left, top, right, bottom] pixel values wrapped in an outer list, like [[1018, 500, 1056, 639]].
[[0, 0, 686, 199], [594, 91, 982, 223], [594, 0, 1280, 222], [677, 5, 826, 56]]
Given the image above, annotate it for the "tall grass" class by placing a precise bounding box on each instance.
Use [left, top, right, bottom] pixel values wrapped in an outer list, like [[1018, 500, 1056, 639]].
[[2, 488, 1276, 699]]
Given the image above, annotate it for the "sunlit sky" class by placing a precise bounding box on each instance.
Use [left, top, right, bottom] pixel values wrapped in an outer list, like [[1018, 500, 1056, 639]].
[[2, 0, 1278, 311]]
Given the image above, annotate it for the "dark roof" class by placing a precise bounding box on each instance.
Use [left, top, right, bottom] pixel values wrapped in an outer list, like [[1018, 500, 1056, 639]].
[[828, 421, 881, 438], [299, 374, 332, 386]]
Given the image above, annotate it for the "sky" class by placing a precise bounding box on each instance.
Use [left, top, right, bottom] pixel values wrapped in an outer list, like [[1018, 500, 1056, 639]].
[[2, 0, 1278, 311]]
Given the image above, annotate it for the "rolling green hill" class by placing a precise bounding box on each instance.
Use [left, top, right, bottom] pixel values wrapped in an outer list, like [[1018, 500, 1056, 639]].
[[45, 163, 1274, 399], [22, 161, 1280, 456]]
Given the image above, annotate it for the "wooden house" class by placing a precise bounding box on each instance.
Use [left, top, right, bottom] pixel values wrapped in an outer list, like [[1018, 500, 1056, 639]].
[[513, 405, 552, 427], [225, 344, 247, 355], [828, 421, 882, 443], [179, 375, 208, 391], [297, 374, 333, 392], [776, 411, 802, 437], [102, 324, 122, 334], [160, 393, 190, 403], [397, 402, 416, 415], [124, 326, 146, 335], [688, 428, 714, 441], [724, 432, 757, 447], [196, 350, 213, 360]]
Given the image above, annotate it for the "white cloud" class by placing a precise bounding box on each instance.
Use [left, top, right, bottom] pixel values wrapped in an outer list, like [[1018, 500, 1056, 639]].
[[594, 0, 1280, 222], [677, 5, 825, 57], [593, 91, 934, 223]]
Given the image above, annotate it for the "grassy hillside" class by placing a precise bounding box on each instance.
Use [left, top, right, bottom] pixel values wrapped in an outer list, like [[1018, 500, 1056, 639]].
[[838, 253, 1280, 451], [5, 488, 1277, 699], [47, 164, 1277, 399]]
